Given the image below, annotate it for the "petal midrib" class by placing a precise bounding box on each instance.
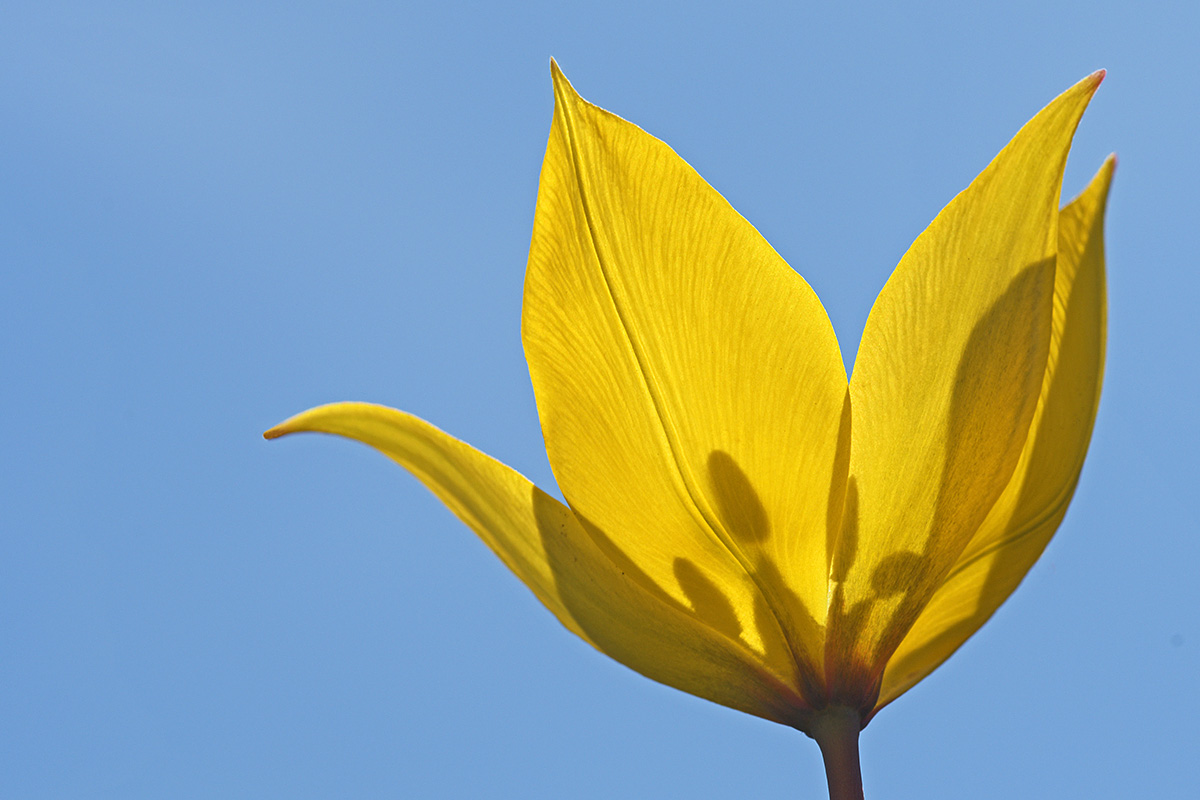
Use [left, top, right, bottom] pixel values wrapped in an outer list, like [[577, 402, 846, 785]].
[[944, 470, 1083, 585]]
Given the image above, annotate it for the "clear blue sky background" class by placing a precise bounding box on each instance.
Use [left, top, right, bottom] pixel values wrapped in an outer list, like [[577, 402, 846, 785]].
[[3, 2, 1196, 797]]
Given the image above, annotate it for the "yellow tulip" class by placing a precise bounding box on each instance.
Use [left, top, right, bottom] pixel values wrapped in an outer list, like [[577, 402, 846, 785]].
[[267, 62, 1112, 798]]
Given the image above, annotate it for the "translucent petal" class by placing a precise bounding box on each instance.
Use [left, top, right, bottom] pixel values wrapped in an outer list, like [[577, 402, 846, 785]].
[[266, 403, 812, 726], [523, 63, 850, 696], [826, 73, 1103, 706], [878, 156, 1113, 707]]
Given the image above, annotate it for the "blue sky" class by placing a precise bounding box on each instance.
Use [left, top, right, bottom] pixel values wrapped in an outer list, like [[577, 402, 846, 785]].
[[3, 1, 1197, 797]]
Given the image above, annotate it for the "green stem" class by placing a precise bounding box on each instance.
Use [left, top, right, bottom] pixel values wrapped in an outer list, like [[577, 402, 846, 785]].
[[811, 707, 864, 800]]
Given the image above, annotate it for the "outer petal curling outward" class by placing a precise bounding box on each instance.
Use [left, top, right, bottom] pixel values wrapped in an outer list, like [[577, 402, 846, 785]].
[[878, 156, 1114, 708], [828, 72, 1104, 707], [265, 403, 811, 727], [522, 62, 849, 699]]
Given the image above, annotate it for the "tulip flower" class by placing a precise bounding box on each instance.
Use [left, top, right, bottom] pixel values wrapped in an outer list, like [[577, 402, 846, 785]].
[[267, 62, 1112, 798]]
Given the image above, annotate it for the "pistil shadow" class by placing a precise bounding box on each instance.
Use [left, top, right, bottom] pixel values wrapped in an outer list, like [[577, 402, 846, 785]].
[[704, 449, 826, 705]]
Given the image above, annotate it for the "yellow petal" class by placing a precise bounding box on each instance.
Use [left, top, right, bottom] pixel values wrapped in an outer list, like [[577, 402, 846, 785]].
[[827, 72, 1103, 705], [265, 403, 811, 726], [523, 62, 850, 698], [878, 155, 1114, 708]]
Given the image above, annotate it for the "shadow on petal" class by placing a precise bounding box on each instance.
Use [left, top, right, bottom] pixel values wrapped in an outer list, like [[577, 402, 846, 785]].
[[674, 557, 743, 642], [533, 489, 815, 729]]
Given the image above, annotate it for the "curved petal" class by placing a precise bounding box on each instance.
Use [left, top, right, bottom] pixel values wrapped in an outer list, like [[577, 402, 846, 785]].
[[522, 63, 850, 697], [265, 403, 811, 726], [878, 155, 1114, 708], [827, 73, 1103, 705]]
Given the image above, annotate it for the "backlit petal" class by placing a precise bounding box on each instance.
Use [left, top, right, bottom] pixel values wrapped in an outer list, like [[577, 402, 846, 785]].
[[265, 403, 811, 726], [523, 63, 850, 697], [878, 156, 1113, 707], [827, 73, 1103, 706]]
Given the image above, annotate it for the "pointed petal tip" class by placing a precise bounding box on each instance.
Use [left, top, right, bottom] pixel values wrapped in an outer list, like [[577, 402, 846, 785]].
[[1065, 153, 1118, 207], [1097, 153, 1118, 194], [1074, 69, 1105, 100], [263, 406, 339, 440], [549, 57, 569, 89], [1095, 153, 1118, 186], [263, 402, 391, 442], [264, 418, 300, 440], [548, 58, 586, 114], [550, 60, 576, 95], [1091, 153, 1117, 189], [1064, 70, 1105, 104]]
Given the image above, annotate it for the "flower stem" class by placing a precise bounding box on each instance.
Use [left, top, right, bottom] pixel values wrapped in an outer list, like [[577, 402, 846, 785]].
[[811, 707, 864, 800]]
